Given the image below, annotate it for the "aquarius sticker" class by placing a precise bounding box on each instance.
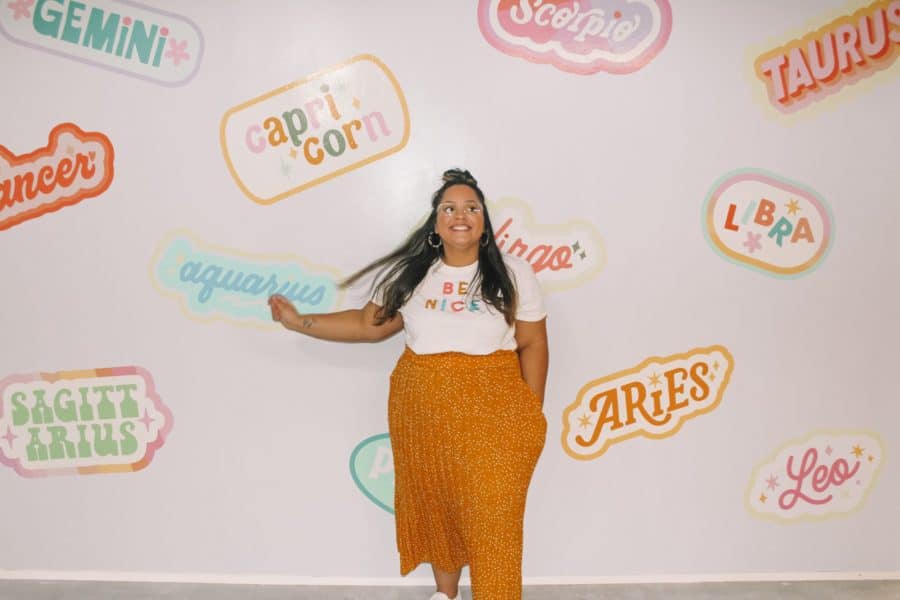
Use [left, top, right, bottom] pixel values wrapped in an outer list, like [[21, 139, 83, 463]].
[[0, 0, 203, 86], [0, 366, 173, 477], [703, 169, 833, 278], [489, 197, 606, 292], [563, 346, 734, 460], [350, 433, 394, 514], [747, 431, 884, 521], [0, 122, 114, 232], [478, 0, 673, 75], [221, 54, 411, 204], [754, 0, 900, 114], [150, 230, 343, 328]]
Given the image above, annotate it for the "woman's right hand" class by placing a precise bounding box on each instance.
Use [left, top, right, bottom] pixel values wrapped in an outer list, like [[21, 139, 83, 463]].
[[268, 294, 300, 330]]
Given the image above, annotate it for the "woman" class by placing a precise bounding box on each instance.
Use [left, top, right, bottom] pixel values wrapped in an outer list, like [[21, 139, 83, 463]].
[[268, 169, 548, 600]]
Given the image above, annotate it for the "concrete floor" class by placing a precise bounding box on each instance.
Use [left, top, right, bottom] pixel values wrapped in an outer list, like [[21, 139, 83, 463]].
[[1, 581, 899, 600]]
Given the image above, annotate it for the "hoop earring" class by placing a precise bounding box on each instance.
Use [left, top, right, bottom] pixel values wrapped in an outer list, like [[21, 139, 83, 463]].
[[427, 232, 442, 249], [480, 232, 489, 248]]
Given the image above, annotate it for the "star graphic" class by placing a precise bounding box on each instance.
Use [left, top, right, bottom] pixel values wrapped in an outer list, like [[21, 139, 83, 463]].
[[138, 409, 155, 432], [7, 0, 34, 20], [851, 445, 865, 458], [164, 38, 190, 66], [577, 414, 592, 429], [825, 445, 833, 455], [709, 372, 716, 382], [288, 148, 297, 160], [868, 455, 875, 462], [759, 493, 767, 503], [352, 97, 361, 110], [713, 361, 719, 371], [648, 373, 661, 388], [572, 241, 581, 253], [765, 474, 780, 490], [1, 425, 17, 448], [579, 251, 586, 260], [743, 231, 763, 254], [785, 198, 801, 216]]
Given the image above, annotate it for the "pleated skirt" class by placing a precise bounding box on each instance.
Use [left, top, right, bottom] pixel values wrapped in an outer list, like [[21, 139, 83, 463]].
[[388, 346, 546, 595]]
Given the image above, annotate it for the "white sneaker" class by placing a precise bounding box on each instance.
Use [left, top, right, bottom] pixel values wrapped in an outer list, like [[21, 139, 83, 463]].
[[429, 593, 459, 600]]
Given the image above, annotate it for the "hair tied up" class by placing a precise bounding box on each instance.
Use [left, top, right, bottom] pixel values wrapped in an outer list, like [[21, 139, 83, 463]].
[[442, 168, 478, 186]]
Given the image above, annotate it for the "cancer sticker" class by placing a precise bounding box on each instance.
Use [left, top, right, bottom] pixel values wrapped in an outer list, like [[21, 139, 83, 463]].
[[0, 123, 114, 232]]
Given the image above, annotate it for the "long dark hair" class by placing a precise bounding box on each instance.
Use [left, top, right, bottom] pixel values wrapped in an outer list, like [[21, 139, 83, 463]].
[[341, 169, 517, 325]]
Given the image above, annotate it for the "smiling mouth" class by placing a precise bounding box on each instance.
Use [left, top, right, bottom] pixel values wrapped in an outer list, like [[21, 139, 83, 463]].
[[450, 226, 471, 231]]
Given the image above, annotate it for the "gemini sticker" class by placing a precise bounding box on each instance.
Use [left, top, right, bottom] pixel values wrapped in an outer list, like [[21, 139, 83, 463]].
[[0, 367, 173, 477], [754, 0, 900, 114], [703, 169, 833, 277], [0, 0, 203, 86], [490, 197, 606, 292], [150, 230, 343, 328], [0, 122, 114, 232], [478, 0, 672, 74], [221, 54, 411, 204], [562, 346, 734, 460], [350, 433, 394, 514], [747, 431, 883, 521]]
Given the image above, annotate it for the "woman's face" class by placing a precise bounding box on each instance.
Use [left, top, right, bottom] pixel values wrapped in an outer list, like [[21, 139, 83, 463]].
[[434, 184, 485, 251]]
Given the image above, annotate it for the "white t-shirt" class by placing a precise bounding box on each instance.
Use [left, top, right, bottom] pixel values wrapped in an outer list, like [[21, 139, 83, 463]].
[[372, 254, 546, 355]]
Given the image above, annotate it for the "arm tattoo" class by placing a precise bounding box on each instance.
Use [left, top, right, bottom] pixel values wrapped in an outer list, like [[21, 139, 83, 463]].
[[301, 317, 314, 329]]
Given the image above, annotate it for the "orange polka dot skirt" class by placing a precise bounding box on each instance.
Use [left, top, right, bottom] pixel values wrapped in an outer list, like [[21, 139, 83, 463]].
[[388, 347, 546, 599]]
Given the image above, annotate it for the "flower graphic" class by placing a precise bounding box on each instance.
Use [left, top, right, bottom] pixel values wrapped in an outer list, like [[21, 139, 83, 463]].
[[165, 38, 190, 67], [7, 0, 34, 20], [742, 231, 762, 254]]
